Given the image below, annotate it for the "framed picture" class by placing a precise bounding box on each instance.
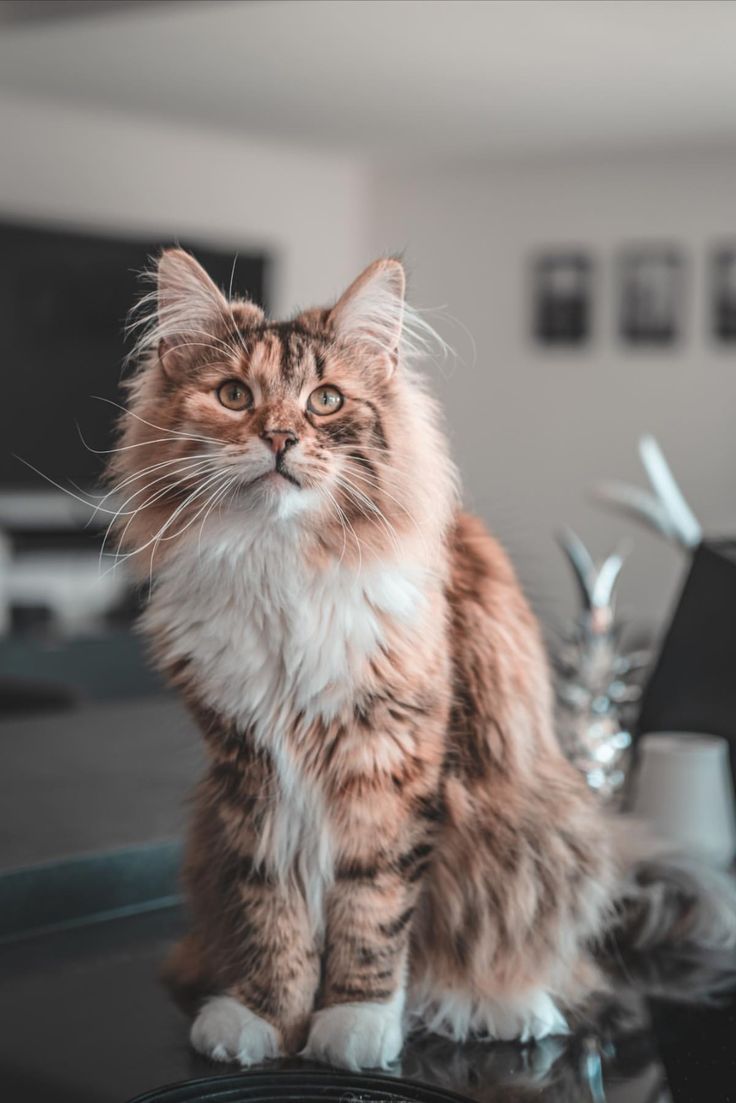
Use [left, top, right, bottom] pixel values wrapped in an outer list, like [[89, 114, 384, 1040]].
[[712, 246, 736, 342], [620, 246, 684, 346], [532, 252, 592, 346]]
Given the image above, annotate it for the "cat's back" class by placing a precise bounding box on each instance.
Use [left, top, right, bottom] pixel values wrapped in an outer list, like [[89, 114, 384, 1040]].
[[447, 511, 537, 627], [445, 511, 558, 766]]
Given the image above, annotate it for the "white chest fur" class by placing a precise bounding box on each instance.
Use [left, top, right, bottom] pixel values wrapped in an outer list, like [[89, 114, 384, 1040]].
[[146, 516, 426, 732], [144, 513, 427, 914]]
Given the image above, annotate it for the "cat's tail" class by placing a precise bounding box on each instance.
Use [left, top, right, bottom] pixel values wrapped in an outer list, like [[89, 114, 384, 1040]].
[[602, 817, 736, 961]]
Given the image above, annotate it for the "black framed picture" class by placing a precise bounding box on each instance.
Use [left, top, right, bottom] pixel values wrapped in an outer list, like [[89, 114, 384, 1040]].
[[712, 246, 736, 342], [619, 246, 684, 346], [532, 252, 592, 346]]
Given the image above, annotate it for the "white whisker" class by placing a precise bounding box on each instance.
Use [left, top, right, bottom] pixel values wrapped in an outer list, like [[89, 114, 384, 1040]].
[[337, 458, 429, 557], [103, 466, 233, 577], [332, 474, 402, 556], [90, 395, 225, 446], [146, 468, 235, 591], [100, 458, 218, 566], [93, 453, 217, 518], [13, 456, 125, 518], [197, 473, 240, 557], [320, 485, 362, 570], [77, 423, 216, 458]]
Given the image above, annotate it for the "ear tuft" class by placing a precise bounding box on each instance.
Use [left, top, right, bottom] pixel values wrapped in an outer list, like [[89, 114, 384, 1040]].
[[128, 249, 265, 374], [129, 248, 230, 376], [329, 259, 406, 368], [157, 248, 228, 338]]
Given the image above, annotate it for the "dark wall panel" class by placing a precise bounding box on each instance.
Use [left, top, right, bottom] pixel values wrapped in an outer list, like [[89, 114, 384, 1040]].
[[0, 220, 268, 487]]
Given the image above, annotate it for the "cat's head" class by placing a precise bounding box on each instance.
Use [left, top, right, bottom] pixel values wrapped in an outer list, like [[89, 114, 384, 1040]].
[[110, 249, 456, 572]]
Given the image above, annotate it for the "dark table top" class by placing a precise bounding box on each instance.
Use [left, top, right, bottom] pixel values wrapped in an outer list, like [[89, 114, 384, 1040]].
[[0, 905, 734, 1103]]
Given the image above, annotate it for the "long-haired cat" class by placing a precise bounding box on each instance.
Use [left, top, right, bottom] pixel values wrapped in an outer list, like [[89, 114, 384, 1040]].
[[110, 250, 736, 1071]]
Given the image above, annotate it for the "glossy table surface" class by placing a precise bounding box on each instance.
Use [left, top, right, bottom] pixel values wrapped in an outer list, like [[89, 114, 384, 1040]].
[[0, 905, 734, 1103]]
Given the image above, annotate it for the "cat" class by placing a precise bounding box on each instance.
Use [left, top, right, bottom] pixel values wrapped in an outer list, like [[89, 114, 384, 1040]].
[[109, 249, 736, 1072]]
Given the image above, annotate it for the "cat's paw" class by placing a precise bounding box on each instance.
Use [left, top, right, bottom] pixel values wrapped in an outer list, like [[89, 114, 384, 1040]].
[[190, 995, 282, 1066], [494, 990, 569, 1043], [409, 983, 569, 1044], [303, 999, 404, 1071]]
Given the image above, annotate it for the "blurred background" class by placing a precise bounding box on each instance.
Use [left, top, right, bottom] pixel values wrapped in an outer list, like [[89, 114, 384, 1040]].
[[3, 1, 736, 668], [2, 3, 736, 1097]]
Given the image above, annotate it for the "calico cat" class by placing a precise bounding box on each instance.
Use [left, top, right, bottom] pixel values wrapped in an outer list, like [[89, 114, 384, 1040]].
[[110, 250, 736, 1071]]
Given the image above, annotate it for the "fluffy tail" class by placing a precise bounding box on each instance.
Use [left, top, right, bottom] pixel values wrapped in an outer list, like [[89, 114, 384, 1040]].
[[604, 818, 736, 962]]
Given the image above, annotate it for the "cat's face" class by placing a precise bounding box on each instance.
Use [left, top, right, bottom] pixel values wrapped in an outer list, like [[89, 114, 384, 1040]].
[[154, 310, 396, 522], [110, 250, 452, 569]]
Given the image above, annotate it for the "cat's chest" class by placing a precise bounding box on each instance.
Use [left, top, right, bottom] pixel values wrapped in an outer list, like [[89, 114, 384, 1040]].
[[146, 524, 426, 733]]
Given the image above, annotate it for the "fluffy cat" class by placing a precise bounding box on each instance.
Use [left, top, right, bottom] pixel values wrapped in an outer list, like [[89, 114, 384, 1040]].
[[109, 250, 736, 1072]]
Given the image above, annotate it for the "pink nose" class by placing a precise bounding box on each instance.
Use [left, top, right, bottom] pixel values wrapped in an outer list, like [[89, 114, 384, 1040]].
[[261, 429, 298, 456]]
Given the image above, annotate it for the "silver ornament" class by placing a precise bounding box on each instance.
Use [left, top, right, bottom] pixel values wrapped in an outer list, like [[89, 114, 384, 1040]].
[[553, 528, 649, 805]]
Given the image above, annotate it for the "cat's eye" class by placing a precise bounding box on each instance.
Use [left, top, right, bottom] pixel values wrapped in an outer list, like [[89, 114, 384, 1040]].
[[217, 380, 252, 411], [307, 385, 344, 416]]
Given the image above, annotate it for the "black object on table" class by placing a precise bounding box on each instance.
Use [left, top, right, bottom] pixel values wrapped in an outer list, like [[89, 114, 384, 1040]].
[[128, 1069, 471, 1102], [637, 538, 736, 789]]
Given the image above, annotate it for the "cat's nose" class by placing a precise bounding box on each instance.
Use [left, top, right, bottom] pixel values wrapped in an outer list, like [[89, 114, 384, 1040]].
[[260, 429, 298, 456]]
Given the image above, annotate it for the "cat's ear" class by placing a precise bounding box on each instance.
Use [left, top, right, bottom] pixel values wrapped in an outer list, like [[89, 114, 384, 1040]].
[[154, 249, 229, 375], [329, 258, 405, 375]]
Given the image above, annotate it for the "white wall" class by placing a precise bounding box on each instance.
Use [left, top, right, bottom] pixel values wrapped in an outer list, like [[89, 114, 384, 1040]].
[[0, 92, 368, 316], [370, 150, 736, 632]]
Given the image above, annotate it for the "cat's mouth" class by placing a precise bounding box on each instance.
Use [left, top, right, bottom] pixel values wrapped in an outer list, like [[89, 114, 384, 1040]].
[[274, 455, 301, 488], [249, 462, 302, 490]]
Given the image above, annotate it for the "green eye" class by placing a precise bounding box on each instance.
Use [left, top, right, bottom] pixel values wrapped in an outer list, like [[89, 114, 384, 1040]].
[[307, 384, 344, 415], [217, 380, 252, 411]]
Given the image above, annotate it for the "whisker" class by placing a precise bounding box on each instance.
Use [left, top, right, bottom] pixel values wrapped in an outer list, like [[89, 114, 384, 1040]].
[[148, 468, 235, 591], [319, 485, 361, 570], [13, 455, 128, 518], [197, 473, 240, 557], [332, 474, 402, 556], [90, 395, 225, 446], [76, 422, 218, 458], [338, 458, 430, 548], [118, 465, 229, 560], [103, 466, 232, 579], [338, 453, 417, 497], [155, 468, 236, 546], [102, 465, 217, 571], [100, 458, 218, 566], [93, 453, 218, 517]]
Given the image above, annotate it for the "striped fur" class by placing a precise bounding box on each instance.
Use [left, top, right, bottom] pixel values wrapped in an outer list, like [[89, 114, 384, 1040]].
[[110, 251, 735, 1071]]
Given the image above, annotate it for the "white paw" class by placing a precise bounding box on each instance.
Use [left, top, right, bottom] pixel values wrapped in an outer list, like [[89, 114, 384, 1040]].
[[465, 989, 569, 1043], [303, 998, 405, 1071], [410, 982, 569, 1043], [190, 995, 282, 1066]]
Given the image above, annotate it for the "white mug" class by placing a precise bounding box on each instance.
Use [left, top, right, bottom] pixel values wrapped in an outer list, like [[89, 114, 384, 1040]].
[[630, 733, 736, 868]]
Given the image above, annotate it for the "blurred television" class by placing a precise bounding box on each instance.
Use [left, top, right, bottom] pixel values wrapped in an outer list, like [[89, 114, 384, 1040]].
[[0, 218, 268, 491]]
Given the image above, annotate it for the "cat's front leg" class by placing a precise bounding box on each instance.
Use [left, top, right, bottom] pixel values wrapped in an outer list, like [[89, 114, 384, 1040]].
[[185, 769, 321, 1064], [304, 843, 427, 1070], [189, 871, 320, 1064]]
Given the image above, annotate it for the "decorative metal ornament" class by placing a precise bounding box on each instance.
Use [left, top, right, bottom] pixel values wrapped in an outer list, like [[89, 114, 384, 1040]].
[[553, 529, 649, 804]]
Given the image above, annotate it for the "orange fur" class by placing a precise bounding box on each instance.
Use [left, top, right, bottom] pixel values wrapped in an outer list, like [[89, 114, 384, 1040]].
[[111, 251, 620, 1067]]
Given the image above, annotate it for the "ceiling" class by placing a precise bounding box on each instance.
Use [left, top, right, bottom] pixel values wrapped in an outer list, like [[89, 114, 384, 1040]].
[[2, 0, 736, 159], [0, 1, 162, 25]]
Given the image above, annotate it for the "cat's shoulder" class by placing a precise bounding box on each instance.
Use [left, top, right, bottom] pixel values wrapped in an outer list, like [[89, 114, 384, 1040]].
[[448, 511, 520, 593]]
